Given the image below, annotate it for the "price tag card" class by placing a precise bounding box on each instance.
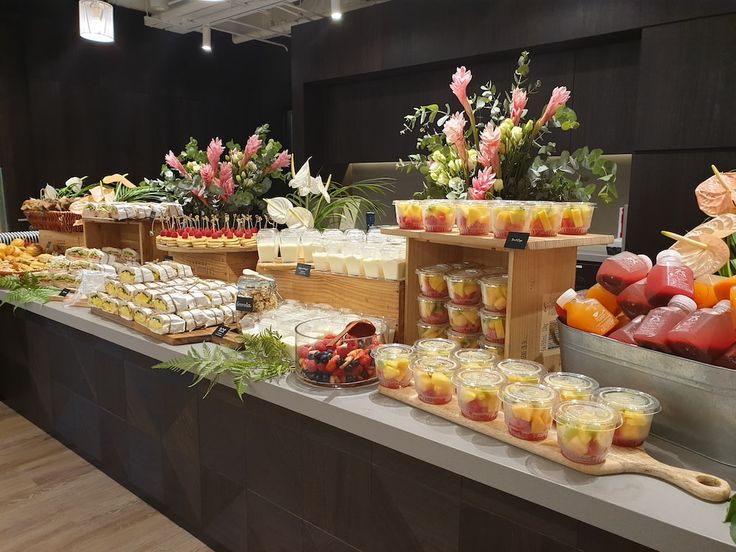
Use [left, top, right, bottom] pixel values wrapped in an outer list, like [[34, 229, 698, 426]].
[[59, 288, 71, 297], [295, 263, 312, 277], [212, 325, 230, 338], [504, 232, 530, 250], [164, 255, 174, 261], [235, 295, 254, 313]]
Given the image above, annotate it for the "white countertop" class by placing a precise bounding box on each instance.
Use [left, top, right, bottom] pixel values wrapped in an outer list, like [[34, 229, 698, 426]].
[[6, 296, 736, 552]]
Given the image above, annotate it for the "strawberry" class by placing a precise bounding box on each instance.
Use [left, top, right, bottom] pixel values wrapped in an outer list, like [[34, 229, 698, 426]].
[[181, 232, 189, 239], [297, 345, 310, 358], [243, 231, 253, 239]]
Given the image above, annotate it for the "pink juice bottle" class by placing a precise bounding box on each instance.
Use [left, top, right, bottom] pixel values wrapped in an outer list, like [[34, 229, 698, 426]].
[[608, 315, 645, 345], [715, 343, 736, 370], [633, 295, 697, 353], [666, 300, 736, 363], [596, 252, 652, 295], [645, 250, 694, 307], [617, 279, 653, 319]]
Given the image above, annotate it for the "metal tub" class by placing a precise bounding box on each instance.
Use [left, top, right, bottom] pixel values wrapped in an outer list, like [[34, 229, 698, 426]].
[[558, 323, 736, 466]]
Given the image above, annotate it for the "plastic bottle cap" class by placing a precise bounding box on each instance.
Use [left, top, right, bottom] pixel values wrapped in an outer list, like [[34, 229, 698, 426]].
[[656, 249, 682, 264], [637, 254, 653, 271], [715, 299, 732, 312], [556, 288, 578, 308], [669, 294, 697, 313]]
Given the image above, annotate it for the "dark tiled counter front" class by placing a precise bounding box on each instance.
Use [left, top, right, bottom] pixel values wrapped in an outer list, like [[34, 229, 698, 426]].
[[1, 303, 733, 552]]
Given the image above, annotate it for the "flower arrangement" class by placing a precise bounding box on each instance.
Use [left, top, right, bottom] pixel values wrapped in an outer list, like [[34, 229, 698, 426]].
[[399, 51, 617, 203], [265, 158, 393, 230], [154, 124, 290, 216]]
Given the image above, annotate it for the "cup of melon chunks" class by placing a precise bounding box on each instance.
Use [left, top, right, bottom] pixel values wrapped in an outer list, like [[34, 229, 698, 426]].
[[480, 309, 506, 344], [593, 387, 660, 447], [560, 202, 595, 235], [411, 356, 457, 405], [529, 202, 563, 237], [500, 383, 557, 441], [394, 199, 423, 230], [421, 200, 455, 232], [417, 295, 449, 324], [416, 264, 451, 298], [555, 401, 621, 464], [490, 201, 531, 239], [454, 369, 505, 421], [480, 274, 508, 313], [445, 269, 484, 305], [373, 343, 414, 389], [455, 200, 491, 235], [447, 302, 482, 334]]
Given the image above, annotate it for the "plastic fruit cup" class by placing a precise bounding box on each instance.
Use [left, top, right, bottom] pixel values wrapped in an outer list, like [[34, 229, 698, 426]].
[[480, 309, 506, 344], [416, 264, 451, 298], [497, 358, 546, 384], [455, 200, 491, 235], [417, 295, 449, 324], [593, 387, 661, 447], [490, 201, 532, 239], [529, 202, 564, 237], [560, 202, 596, 235], [394, 199, 424, 230], [454, 369, 505, 421], [416, 321, 448, 339], [446, 302, 482, 334], [544, 372, 599, 403], [446, 330, 481, 349], [501, 383, 557, 441], [421, 200, 456, 232], [554, 400, 622, 464], [373, 343, 414, 389], [453, 348, 497, 370], [413, 338, 458, 358], [445, 269, 484, 305], [411, 356, 457, 405], [478, 338, 504, 356], [479, 274, 508, 313]]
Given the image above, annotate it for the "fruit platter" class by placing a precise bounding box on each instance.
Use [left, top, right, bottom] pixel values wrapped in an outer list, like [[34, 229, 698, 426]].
[[155, 214, 266, 250]]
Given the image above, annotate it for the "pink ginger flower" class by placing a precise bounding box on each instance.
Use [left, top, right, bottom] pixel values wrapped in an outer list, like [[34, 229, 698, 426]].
[[443, 112, 468, 165], [468, 168, 496, 200], [450, 66, 473, 116], [207, 137, 224, 170], [241, 134, 262, 166], [165, 151, 190, 179], [266, 150, 291, 174], [539, 86, 571, 126], [200, 164, 216, 186], [510, 88, 528, 125], [218, 162, 234, 198], [478, 125, 501, 172], [192, 187, 208, 205]]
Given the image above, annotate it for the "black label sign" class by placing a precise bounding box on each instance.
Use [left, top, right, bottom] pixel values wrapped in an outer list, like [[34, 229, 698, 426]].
[[235, 295, 254, 313], [504, 232, 530, 250], [295, 263, 312, 277], [59, 288, 71, 297], [212, 325, 230, 338], [164, 255, 174, 261]]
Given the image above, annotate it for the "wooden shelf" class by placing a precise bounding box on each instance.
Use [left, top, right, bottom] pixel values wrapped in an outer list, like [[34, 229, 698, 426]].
[[381, 226, 614, 250], [156, 243, 257, 254], [83, 219, 162, 262]]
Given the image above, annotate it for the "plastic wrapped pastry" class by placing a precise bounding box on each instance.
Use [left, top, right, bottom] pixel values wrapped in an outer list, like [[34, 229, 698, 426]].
[[121, 248, 139, 262], [201, 307, 225, 326], [179, 311, 199, 332], [161, 261, 193, 278], [148, 313, 186, 335], [151, 292, 176, 314], [101, 296, 122, 315], [88, 291, 107, 309], [118, 283, 146, 302], [133, 306, 154, 326], [104, 279, 120, 297], [101, 247, 122, 260], [119, 266, 155, 284], [118, 302, 136, 321], [219, 304, 237, 324]]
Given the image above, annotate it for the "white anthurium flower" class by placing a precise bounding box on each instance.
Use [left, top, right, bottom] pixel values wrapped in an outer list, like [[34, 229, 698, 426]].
[[42, 184, 58, 200], [286, 206, 314, 229], [265, 197, 294, 224], [289, 157, 313, 196], [309, 175, 331, 203]]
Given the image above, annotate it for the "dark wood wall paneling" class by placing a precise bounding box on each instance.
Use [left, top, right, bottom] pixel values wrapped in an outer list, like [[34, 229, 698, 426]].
[[0, 0, 291, 230], [292, 0, 736, 259]]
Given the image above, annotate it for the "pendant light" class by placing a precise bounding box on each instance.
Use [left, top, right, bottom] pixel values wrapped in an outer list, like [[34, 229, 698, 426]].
[[202, 25, 212, 52], [79, 0, 114, 43], [330, 0, 342, 20]]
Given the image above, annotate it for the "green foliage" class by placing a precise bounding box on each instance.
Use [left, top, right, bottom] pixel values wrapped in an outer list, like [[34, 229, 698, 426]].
[[0, 273, 57, 308], [528, 148, 618, 203], [113, 183, 169, 203], [153, 329, 292, 400], [725, 494, 736, 544]]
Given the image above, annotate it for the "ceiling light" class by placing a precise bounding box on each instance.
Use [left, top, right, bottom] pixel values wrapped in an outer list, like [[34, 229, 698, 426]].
[[330, 0, 342, 20], [79, 0, 114, 43], [202, 25, 212, 52]]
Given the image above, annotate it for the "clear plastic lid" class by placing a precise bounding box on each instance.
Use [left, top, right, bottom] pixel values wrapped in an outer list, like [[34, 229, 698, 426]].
[[445, 268, 485, 283], [554, 400, 622, 430], [372, 343, 414, 360], [417, 321, 449, 330], [416, 263, 453, 276], [446, 329, 481, 345], [543, 372, 599, 394], [500, 383, 557, 407], [479, 308, 506, 320], [482, 266, 507, 276], [478, 337, 504, 355], [454, 369, 505, 390], [446, 302, 480, 313], [565, 201, 597, 208], [417, 295, 447, 305], [479, 274, 508, 286], [594, 387, 661, 414], [497, 359, 546, 380], [413, 338, 458, 356], [410, 355, 456, 375], [453, 348, 497, 368], [393, 199, 420, 205], [344, 229, 366, 242]]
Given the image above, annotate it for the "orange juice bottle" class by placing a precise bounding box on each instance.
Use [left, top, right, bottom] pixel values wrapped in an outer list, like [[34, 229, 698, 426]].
[[694, 274, 726, 308], [713, 275, 736, 301], [731, 287, 736, 328], [557, 288, 617, 335], [586, 284, 621, 316]]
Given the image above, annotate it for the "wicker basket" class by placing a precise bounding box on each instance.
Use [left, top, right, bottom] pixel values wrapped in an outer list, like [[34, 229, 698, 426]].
[[25, 210, 82, 232]]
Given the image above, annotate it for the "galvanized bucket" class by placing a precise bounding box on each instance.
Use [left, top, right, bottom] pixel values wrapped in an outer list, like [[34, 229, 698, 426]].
[[558, 322, 736, 467]]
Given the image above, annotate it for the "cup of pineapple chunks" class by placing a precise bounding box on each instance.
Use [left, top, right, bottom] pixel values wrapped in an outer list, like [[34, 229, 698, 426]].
[[411, 356, 457, 405], [593, 387, 660, 447], [394, 199, 423, 230], [455, 200, 491, 235], [529, 202, 563, 237], [560, 202, 595, 235], [372, 344, 414, 389], [454, 369, 505, 421], [554, 400, 621, 464], [500, 383, 557, 441], [416, 264, 451, 298], [479, 274, 508, 313]]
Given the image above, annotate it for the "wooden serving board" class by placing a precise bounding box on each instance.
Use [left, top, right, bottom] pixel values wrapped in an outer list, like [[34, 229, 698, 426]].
[[48, 295, 87, 307], [380, 386, 732, 502], [156, 243, 257, 253], [90, 307, 218, 345]]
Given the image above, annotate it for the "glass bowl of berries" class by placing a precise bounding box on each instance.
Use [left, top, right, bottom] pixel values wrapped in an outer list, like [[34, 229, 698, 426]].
[[295, 316, 387, 387]]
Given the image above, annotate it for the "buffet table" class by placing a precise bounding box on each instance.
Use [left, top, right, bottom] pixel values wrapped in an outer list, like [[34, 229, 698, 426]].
[[1, 298, 734, 552]]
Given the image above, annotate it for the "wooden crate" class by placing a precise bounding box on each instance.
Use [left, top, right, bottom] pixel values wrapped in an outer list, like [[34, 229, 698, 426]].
[[158, 245, 258, 282], [83, 219, 162, 262], [38, 229, 85, 254], [382, 227, 613, 370], [257, 262, 405, 341]]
